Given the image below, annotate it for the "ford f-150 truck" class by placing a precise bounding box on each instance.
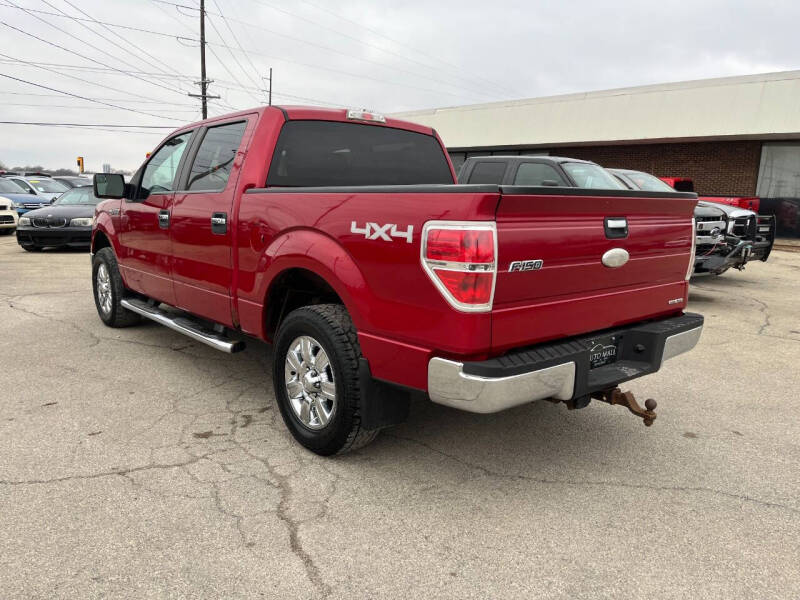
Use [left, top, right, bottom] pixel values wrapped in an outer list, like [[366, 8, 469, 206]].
[[91, 106, 703, 455]]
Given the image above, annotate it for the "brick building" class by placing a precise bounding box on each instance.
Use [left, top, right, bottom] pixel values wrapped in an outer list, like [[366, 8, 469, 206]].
[[395, 71, 800, 238]]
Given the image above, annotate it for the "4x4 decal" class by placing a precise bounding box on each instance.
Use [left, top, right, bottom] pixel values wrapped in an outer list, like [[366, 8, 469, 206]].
[[351, 222, 413, 243]]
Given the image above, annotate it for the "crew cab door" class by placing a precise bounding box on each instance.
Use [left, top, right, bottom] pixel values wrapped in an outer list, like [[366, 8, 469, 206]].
[[169, 119, 249, 326], [117, 130, 194, 306]]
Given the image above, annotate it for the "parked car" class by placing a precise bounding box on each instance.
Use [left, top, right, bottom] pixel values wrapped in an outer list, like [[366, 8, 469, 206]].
[[53, 176, 92, 189], [3, 175, 68, 202], [0, 194, 19, 234], [458, 155, 628, 189], [0, 177, 52, 215], [89, 106, 702, 455], [16, 185, 99, 251], [621, 171, 775, 275]]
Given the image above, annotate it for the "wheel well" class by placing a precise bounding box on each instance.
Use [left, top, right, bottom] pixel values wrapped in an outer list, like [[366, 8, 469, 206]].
[[265, 268, 343, 340], [92, 231, 111, 254]]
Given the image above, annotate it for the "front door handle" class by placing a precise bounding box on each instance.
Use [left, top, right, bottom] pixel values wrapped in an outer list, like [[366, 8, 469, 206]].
[[158, 209, 170, 229], [211, 212, 227, 235]]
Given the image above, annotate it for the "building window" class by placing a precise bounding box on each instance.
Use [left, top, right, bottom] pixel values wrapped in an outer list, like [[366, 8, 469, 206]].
[[757, 142, 800, 238]]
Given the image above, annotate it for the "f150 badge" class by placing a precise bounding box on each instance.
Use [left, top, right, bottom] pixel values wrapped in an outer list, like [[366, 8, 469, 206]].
[[351, 222, 413, 243], [509, 260, 544, 272]]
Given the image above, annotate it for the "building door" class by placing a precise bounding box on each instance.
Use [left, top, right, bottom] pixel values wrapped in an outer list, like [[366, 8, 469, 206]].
[[757, 142, 800, 239]]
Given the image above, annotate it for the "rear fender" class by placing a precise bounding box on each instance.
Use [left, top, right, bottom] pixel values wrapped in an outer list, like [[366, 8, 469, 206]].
[[255, 229, 375, 335]]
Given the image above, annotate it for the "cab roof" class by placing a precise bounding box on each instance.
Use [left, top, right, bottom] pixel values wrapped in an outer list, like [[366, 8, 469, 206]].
[[177, 105, 436, 137]]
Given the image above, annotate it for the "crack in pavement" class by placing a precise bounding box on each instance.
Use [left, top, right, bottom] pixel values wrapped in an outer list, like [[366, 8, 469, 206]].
[[0, 457, 205, 486]]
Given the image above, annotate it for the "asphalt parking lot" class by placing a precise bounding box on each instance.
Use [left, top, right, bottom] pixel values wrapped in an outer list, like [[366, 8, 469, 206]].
[[1, 235, 799, 599]]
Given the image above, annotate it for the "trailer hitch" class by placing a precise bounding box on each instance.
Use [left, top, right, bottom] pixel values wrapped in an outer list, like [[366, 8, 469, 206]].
[[591, 387, 658, 427]]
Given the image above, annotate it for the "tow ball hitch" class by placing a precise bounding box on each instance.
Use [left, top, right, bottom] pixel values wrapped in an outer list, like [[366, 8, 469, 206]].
[[591, 387, 658, 427]]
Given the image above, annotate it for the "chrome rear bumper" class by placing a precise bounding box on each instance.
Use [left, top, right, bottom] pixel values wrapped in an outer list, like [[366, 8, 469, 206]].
[[427, 314, 703, 414]]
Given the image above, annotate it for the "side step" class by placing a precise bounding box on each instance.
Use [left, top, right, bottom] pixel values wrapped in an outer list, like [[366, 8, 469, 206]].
[[121, 298, 245, 353]]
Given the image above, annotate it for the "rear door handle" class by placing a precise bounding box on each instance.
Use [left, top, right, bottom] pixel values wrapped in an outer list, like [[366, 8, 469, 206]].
[[604, 217, 628, 239], [158, 209, 170, 229], [211, 212, 227, 235]]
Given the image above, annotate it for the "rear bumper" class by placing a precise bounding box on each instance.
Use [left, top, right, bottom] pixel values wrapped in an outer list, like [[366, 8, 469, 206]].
[[428, 312, 703, 414], [16, 227, 91, 248]]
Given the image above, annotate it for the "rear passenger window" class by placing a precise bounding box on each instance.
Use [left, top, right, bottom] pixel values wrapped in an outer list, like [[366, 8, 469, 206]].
[[186, 121, 247, 192], [513, 162, 567, 186], [467, 162, 506, 184]]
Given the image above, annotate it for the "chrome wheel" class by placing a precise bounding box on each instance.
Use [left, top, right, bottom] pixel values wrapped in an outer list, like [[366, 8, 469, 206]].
[[284, 335, 336, 430], [96, 263, 112, 315]]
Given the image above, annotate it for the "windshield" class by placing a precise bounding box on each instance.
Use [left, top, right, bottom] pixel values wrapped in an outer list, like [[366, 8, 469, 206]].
[[621, 170, 676, 192], [26, 178, 68, 193], [562, 163, 626, 190], [53, 186, 101, 205], [59, 177, 91, 188], [0, 179, 26, 193]]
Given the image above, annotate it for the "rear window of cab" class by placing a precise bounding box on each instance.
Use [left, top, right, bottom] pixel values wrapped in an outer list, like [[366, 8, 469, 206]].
[[266, 121, 454, 187]]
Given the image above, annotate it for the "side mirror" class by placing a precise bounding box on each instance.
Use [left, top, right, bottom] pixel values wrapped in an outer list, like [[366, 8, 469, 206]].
[[28, 188, 37, 195], [94, 173, 125, 199], [541, 179, 561, 187]]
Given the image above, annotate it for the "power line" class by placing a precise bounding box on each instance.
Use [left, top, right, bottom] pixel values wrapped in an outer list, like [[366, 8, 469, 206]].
[[147, 0, 238, 115], [159, 0, 507, 100], [297, 0, 524, 98], [1, 1, 489, 104], [0, 1, 198, 42], [0, 121, 174, 128], [203, 14, 261, 103], [0, 72, 184, 122], [58, 0, 192, 88], [0, 90, 202, 106], [0, 17, 188, 99], [0, 52, 195, 109], [2, 0, 190, 97], [243, 0, 513, 100], [0, 101, 199, 112], [201, 5, 498, 102], [0, 55, 339, 110], [209, 0, 264, 91]]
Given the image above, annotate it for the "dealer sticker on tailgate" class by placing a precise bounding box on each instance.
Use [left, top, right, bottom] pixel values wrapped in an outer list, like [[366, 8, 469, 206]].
[[588, 335, 620, 369]]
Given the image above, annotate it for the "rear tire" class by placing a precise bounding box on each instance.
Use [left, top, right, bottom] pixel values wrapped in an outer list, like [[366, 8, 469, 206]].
[[272, 304, 379, 456], [92, 247, 141, 328]]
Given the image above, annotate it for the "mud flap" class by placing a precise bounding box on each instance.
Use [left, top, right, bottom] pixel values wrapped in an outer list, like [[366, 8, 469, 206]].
[[357, 358, 411, 430]]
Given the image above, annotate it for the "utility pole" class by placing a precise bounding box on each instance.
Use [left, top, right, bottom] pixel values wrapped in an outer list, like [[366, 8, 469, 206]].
[[188, 0, 219, 118], [262, 68, 273, 106]]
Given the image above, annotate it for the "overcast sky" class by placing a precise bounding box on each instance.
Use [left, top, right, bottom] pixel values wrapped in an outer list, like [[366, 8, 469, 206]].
[[0, 0, 797, 172]]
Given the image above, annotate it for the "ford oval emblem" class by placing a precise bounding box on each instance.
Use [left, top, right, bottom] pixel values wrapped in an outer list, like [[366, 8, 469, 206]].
[[602, 248, 629, 268]]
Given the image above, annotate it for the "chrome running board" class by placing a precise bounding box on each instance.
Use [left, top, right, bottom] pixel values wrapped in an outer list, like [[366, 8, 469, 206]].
[[121, 298, 245, 353]]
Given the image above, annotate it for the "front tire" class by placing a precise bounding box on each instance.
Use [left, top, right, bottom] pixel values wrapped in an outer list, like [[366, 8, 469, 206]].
[[272, 304, 378, 456], [92, 247, 141, 328]]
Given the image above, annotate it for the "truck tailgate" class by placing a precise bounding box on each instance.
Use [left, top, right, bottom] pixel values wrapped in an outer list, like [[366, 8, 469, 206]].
[[492, 187, 697, 352]]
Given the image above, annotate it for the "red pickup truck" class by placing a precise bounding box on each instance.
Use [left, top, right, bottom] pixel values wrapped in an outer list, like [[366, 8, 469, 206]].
[[91, 106, 703, 455], [659, 177, 760, 211]]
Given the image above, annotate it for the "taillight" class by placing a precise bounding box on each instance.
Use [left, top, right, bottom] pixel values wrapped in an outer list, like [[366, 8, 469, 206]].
[[686, 217, 696, 281], [421, 221, 497, 312]]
